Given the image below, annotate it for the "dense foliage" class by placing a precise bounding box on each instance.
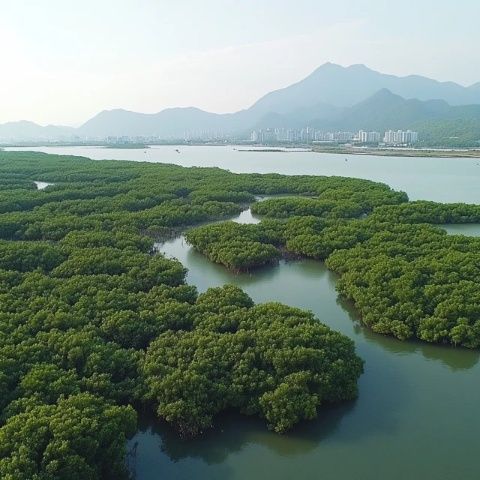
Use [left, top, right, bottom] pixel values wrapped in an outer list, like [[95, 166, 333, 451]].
[[189, 199, 480, 348], [370, 201, 480, 224], [185, 221, 283, 271], [325, 222, 480, 346], [415, 117, 480, 148], [186, 184, 408, 271], [251, 189, 408, 219], [143, 285, 362, 436], [0, 152, 367, 478]]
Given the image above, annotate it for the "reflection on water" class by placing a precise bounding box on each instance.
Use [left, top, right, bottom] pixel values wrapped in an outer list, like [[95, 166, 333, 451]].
[[337, 296, 480, 371], [134, 402, 356, 465], [132, 208, 480, 480]]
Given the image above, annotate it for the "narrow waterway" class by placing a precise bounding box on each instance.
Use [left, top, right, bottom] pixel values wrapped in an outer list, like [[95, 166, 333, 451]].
[[442, 223, 480, 237], [128, 208, 480, 480]]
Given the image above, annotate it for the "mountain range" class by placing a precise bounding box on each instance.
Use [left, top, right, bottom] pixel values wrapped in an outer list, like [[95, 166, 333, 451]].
[[2, 63, 480, 145]]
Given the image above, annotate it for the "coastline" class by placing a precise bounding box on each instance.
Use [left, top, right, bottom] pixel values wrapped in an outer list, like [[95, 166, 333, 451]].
[[312, 146, 480, 158], [4, 142, 480, 158]]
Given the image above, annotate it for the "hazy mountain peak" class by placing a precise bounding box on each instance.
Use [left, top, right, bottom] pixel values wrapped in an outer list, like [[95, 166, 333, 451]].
[[3, 63, 480, 141], [346, 63, 371, 71], [0, 120, 74, 140], [5, 120, 39, 127], [315, 61, 342, 70], [368, 88, 401, 99], [248, 62, 480, 116]]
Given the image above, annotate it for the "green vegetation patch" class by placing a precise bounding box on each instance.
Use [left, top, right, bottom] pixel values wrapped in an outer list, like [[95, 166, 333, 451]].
[[190, 199, 480, 348], [0, 151, 370, 478], [185, 221, 284, 271], [143, 285, 363, 436]]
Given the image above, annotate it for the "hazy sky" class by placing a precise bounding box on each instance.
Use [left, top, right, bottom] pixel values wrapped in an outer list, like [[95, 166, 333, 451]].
[[1, 0, 480, 125]]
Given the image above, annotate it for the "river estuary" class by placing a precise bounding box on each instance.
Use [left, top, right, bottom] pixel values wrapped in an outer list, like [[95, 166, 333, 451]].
[[7, 145, 480, 479]]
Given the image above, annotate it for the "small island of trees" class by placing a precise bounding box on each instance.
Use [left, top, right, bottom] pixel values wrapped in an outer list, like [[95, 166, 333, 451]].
[[188, 199, 480, 348]]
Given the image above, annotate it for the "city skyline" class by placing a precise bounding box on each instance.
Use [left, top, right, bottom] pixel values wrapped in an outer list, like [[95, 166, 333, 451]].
[[249, 128, 419, 145]]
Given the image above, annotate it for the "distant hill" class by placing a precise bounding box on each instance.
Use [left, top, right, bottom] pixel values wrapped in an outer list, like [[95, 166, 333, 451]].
[[79, 108, 226, 138], [2, 63, 480, 143], [253, 102, 342, 130], [470, 82, 480, 92], [247, 63, 480, 114], [77, 64, 480, 138], [0, 121, 74, 141], [309, 89, 480, 146], [77, 106, 267, 138], [75, 64, 480, 139], [311, 89, 452, 130]]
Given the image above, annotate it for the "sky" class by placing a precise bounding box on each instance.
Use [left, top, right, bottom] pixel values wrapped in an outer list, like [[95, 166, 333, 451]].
[[1, 0, 480, 126]]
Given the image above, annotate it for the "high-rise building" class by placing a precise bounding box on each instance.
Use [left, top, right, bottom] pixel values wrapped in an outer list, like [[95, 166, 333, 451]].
[[383, 130, 395, 143], [260, 129, 276, 143], [383, 129, 419, 145], [357, 130, 380, 143]]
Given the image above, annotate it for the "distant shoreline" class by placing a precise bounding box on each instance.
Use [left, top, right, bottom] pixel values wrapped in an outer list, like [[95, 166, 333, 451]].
[[237, 148, 312, 153], [104, 143, 150, 149], [311, 146, 480, 158], [4, 143, 480, 158]]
